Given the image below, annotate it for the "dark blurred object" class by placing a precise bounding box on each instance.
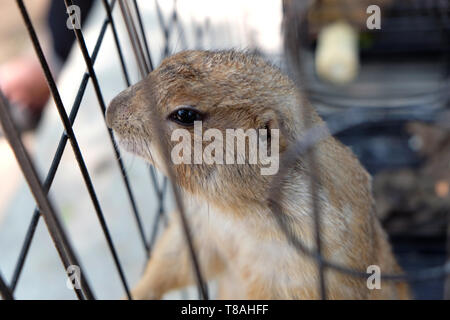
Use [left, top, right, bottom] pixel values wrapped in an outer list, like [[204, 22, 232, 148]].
[[0, 0, 96, 136], [284, 0, 450, 54], [306, 0, 393, 33], [359, 0, 450, 55], [0, 56, 49, 135], [48, 0, 96, 63], [283, 0, 450, 172], [374, 114, 450, 237], [0, 100, 42, 137], [392, 235, 447, 299]]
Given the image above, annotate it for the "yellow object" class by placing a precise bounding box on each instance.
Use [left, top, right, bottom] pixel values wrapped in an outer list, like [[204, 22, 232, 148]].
[[315, 21, 359, 85]]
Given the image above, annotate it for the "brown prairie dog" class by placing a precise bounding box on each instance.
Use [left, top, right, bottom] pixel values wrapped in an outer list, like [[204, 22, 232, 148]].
[[106, 50, 410, 299]]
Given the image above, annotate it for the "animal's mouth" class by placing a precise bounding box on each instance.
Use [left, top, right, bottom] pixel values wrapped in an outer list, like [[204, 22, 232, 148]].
[[117, 137, 136, 154], [116, 134, 156, 165]]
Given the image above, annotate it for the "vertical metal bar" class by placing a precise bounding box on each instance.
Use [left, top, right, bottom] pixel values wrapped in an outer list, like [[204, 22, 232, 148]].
[[171, 0, 188, 50], [0, 90, 93, 300], [0, 272, 14, 300], [106, 0, 169, 261], [306, 150, 327, 300], [118, 0, 150, 77], [283, 0, 327, 299], [148, 179, 168, 249], [117, 0, 167, 204], [143, 103, 210, 299], [154, 0, 187, 54], [148, 164, 168, 226], [101, 0, 131, 87], [118, 0, 170, 257], [133, 0, 155, 71], [64, 0, 150, 262], [17, 0, 131, 299], [117, 0, 209, 299], [155, 0, 171, 57]]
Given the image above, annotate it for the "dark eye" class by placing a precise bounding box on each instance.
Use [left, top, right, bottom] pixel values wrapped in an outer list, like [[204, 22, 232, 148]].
[[168, 107, 203, 126]]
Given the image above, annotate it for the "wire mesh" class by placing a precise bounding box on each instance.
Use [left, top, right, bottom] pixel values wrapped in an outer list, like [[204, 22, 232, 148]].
[[0, 0, 449, 300]]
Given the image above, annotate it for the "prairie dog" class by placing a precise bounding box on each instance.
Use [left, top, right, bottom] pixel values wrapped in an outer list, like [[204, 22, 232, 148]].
[[106, 50, 409, 299]]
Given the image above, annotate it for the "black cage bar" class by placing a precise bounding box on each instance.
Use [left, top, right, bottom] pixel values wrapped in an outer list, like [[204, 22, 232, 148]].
[[0, 0, 207, 300]]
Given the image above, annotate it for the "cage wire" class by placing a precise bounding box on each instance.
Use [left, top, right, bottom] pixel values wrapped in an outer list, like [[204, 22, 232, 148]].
[[0, 0, 449, 300]]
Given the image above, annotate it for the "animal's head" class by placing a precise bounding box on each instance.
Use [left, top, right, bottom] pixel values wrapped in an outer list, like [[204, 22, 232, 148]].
[[106, 50, 318, 210]]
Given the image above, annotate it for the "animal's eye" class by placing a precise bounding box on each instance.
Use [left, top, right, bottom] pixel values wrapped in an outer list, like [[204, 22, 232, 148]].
[[168, 107, 203, 126]]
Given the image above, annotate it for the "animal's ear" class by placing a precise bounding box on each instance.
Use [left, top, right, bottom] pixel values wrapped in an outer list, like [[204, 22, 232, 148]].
[[260, 108, 288, 153]]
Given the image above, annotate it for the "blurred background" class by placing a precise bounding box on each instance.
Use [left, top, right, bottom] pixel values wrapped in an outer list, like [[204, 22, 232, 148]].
[[0, 0, 449, 299], [284, 0, 450, 299]]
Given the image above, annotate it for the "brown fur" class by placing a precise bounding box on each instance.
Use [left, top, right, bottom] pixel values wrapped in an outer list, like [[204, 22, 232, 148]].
[[106, 50, 410, 299]]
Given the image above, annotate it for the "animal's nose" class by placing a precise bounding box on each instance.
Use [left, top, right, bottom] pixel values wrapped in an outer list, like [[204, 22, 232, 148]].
[[106, 89, 129, 129], [105, 98, 118, 129]]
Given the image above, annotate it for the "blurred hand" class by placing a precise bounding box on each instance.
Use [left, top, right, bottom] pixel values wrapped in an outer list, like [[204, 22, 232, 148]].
[[0, 56, 50, 112]]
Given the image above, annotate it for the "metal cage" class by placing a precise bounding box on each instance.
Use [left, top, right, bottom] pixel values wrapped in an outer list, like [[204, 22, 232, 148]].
[[0, 0, 449, 300]]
